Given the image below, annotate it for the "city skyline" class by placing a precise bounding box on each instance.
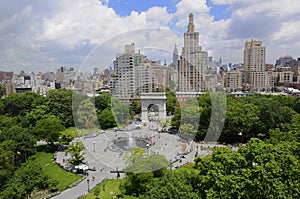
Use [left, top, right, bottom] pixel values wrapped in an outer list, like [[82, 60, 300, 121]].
[[0, 0, 299, 73]]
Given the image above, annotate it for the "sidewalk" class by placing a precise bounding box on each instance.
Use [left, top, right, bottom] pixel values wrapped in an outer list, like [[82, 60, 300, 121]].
[[52, 150, 115, 199]]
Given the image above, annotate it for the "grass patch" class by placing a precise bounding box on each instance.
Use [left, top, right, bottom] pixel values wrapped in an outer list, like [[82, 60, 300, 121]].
[[82, 179, 136, 199], [77, 128, 102, 137], [34, 152, 82, 191]]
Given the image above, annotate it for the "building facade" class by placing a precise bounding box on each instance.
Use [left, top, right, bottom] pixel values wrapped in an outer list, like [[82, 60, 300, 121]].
[[178, 13, 208, 92], [243, 39, 266, 88], [222, 70, 243, 92]]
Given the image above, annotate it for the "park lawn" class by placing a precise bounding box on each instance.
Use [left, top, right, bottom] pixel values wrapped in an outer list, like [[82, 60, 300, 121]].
[[82, 179, 136, 199], [34, 152, 82, 191], [77, 128, 102, 137]]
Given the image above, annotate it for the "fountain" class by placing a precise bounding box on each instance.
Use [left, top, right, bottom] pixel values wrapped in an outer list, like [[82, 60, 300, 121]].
[[113, 136, 148, 151], [128, 135, 136, 149]]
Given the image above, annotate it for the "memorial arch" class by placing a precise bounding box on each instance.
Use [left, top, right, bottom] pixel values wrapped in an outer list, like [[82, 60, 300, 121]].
[[140, 93, 166, 122]]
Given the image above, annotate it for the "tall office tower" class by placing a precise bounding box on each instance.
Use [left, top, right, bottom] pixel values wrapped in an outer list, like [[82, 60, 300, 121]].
[[173, 44, 179, 68], [178, 13, 208, 92], [243, 39, 266, 84]]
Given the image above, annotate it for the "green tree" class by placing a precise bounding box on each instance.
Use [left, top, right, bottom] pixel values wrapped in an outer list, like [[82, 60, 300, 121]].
[[266, 128, 297, 145], [294, 97, 300, 114], [0, 84, 6, 97], [66, 142, 85, 165], [59, 127, 77, 145], [193, 138, 300, 198], [0, 99, 4, 114], [3, 92, 46, 116], [141, 170, 200, 199], [222, 101, 260, 143], [0, 115, 17, 132], [98, 108, 117, 129], [159, 118, 170, 132], [111, 97, 131, 125], [120, 171, 153, 197], [121, 154, 170, 196], [258, 100, 296, 133], [0, 125, 36, 164], [75, 98, 98, 129], [179, 123, 197, 140], [123, 147, 145, 164], [23, 105, 50, 128], [239, 139, 300, 198], [0, 158, 48, 199], [46, 89, 74, 127], [171, 107, 181, 129], [269, 94, 295, 107], [181, 101, 202, 129], [0, 140, 16, 191], [34, 115, 65, 144], [130, 99, 141, 116], [95, 93, 112, 112], [166, 90, 178, 115]]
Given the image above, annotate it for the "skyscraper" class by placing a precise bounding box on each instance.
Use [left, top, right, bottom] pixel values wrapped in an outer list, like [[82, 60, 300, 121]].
[[243, 39, 274, 91], [243, 39, 266, 83], [178, 13, 208, 92], [173, 44, 178, 68], [112, 43, 150, 98]]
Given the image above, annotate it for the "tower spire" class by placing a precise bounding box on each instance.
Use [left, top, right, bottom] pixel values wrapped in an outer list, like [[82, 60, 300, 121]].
[[188, 13, 194, 32], [189, 13, 194, 24]]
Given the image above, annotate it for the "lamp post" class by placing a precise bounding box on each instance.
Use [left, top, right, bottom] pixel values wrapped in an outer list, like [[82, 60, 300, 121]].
[[87, 179, 90, 192], [238, 132, 243, 143], [93, 141, 95, 152], [116, 167, 120, 179], [195, 145, 199, 157]]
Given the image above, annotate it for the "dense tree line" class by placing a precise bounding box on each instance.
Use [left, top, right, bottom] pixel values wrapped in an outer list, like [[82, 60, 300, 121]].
[[172, 93, 300, 144]]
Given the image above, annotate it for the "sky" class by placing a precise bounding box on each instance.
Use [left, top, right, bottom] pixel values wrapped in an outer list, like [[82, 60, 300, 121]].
[[0, 0, 299, 73]]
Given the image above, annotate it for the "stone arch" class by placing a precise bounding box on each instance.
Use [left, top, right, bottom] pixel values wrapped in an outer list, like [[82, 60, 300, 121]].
[[140, 93, 166, 122]]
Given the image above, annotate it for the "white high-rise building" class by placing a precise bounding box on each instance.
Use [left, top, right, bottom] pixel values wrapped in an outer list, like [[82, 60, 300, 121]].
[[112, 43, 149, 98], [243, 39, 269, 90], [178, 13, 208, 92], [112, 43, 169, 99]]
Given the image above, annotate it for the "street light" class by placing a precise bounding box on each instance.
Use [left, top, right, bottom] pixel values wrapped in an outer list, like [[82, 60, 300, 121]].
[[93, 141, 95, 152], [116, 167, 120, 179], [87, 179, 90, 192], [195, 145, 199, 157], [238, 132, 243, 143]]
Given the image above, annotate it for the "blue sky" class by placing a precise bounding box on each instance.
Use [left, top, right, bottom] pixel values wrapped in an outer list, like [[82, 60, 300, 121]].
[[108, 0, 231, 21], [108, 0, 180, 16], [0, 0, 299, 73]]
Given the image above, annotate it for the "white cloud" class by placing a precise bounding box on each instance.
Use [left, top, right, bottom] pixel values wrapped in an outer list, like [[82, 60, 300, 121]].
[[40, 1, 174, 48], [174, 0, 211, 28], [0, 0, 300, 72], [272, 20, 300, 42]]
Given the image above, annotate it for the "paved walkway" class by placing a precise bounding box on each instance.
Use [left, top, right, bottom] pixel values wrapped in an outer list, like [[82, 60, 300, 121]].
[[51, 122, 233, 199]]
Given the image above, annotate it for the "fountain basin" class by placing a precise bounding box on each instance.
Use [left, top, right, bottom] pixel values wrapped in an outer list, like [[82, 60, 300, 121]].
[[113, 137, 149, 151]]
